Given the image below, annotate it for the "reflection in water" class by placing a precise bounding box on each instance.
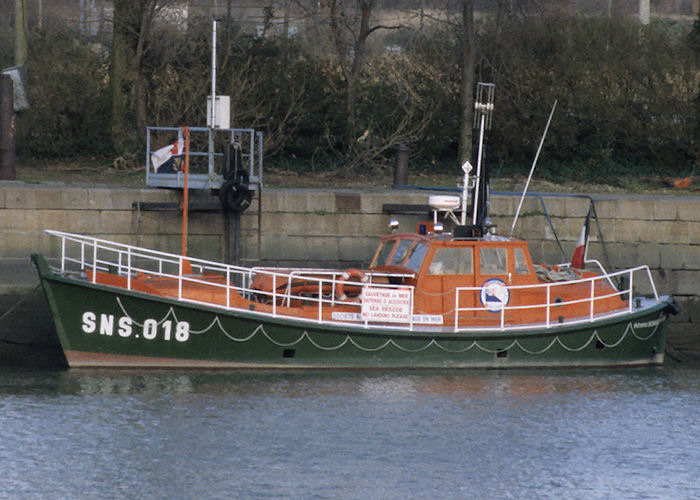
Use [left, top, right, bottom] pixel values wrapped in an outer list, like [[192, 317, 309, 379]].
[[23, 366, 688, 399], [1, 366, 699, 499]]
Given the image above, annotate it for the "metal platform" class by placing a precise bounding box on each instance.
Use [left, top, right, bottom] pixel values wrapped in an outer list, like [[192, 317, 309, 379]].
[[145, 126, 263, 191]]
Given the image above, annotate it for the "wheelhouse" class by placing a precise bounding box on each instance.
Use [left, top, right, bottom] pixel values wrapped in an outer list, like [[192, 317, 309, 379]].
[[369, 232, 537, 285]]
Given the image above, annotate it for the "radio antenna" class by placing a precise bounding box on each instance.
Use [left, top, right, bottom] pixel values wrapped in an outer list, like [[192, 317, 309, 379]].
[[509, 100, 557, 237]]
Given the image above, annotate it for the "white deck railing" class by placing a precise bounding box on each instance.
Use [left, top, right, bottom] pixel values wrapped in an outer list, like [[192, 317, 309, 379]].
[[454, 264, 658, 332], [48, 230, 661, 332]]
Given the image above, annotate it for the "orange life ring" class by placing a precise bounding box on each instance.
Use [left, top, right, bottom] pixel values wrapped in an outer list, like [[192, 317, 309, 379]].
[[336, 269, 368, 301]]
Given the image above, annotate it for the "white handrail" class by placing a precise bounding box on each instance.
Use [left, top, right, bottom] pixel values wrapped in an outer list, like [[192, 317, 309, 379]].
[[454, 264, 660, 330], [46, 230, 663, 332]]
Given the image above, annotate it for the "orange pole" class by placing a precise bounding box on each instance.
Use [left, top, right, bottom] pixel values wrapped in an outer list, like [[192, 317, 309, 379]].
[[182, 126, 189, 257]]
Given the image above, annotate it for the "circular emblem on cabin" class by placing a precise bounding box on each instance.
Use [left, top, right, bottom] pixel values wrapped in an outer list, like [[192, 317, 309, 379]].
[[479, 278, 510, 313]]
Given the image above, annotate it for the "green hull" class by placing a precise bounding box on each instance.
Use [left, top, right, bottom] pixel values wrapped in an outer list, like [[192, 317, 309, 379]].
[[33, 254, 674, 369]]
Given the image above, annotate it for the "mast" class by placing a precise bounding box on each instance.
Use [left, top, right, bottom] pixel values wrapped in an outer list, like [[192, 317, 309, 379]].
[[457, 82, 494, 238]]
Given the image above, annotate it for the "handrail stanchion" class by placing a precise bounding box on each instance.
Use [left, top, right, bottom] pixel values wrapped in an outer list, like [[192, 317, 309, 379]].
[[629, 270, 634, 312], [500, 298, 505, 329], [646, 267, 659, 300], [318, 280, 323, 322], [226, 268, 230, 309], [80, 241, 85, 270], [589, 279, 595, 320], [127, 247, 132, 290], [454, 289, 459, 331], [178, 256, 183, 300], [409, 287, 414, 330], [272, 274, 277, 317], [61, 237, 66, 273], [92, 244, 97, 283]]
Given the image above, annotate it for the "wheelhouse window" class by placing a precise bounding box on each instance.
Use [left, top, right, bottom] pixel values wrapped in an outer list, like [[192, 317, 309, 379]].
[[428, 248, 473, 275], [371, 241, 395, 268], [370, 239, 427, 272], [404, 243, 428, 272], [514, 247, 530, 274], [480, 247, 507, 275], [390, 239, 414, 266]]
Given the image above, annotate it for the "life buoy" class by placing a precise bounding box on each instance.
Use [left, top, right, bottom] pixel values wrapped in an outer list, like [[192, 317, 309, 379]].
[[336, 269, 368, 301]]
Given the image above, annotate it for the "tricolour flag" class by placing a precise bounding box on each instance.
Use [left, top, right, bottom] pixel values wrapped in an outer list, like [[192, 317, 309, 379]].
[[151, 139, 185, 173], [571, 210, 591, 269]]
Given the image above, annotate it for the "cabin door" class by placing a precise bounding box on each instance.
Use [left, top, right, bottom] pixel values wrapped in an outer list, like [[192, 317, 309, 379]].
[[475, 246, 511, 322], [421, 246, 475, 327]]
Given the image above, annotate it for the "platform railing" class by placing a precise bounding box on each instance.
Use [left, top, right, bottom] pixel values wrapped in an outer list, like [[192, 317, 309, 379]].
[[145, 126, 263, 190]]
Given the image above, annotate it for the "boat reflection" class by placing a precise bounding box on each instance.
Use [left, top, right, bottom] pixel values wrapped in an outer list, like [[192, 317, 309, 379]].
[[11, 367, 664, 399]]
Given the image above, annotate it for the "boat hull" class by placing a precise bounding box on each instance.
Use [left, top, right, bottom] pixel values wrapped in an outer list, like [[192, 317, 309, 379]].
[[34, 255, 673, 369]]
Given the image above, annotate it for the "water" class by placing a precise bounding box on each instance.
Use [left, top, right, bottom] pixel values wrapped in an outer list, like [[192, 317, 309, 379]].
[[1, 365, 699, 500]]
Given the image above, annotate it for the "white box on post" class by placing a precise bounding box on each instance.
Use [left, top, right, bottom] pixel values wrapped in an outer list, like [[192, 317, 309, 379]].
[[206, 95, 230, 129]]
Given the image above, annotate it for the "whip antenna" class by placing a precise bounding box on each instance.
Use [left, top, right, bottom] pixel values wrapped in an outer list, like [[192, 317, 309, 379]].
[[509, 100, 557, 237]]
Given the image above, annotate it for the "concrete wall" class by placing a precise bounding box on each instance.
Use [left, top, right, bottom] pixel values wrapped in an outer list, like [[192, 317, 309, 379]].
[[1, 182, 698, 340]]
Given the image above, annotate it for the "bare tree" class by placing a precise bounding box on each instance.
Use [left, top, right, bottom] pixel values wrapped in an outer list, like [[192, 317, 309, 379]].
[[110, 0, 167, 154], [298, 0, 402, 141]]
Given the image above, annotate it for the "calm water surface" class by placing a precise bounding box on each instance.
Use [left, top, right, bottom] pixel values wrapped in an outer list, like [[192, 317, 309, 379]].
[[1, 364, 699, 499]]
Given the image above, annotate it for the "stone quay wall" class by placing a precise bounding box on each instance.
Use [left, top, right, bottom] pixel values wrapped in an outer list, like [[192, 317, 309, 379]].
[[1, 182, 698, 342]]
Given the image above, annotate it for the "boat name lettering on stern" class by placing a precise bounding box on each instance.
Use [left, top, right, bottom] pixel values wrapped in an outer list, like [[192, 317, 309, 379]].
[[632, 318, 663, 329], [81, 311, 190, 342]]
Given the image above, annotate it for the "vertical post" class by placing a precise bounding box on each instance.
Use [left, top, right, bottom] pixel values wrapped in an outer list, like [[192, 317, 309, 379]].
[[0, 75, 16, 180], [211, 20, 217, 128], [182, 126, 190, 256], [234, 212, 241, 265], [257, 131, 263, 259], [393, 144, 409, 186], [208, 19, 217, 178], [471, 114, 485, 226]]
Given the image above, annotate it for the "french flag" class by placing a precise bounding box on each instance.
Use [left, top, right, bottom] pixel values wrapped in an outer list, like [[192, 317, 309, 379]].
[[151, 139, 185, 173], [571, 210, 590, 269]]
